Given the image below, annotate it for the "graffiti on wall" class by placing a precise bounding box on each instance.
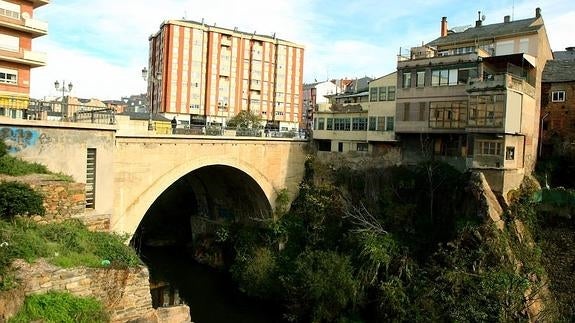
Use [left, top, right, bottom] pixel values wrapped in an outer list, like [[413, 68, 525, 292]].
[[0, 127, 41, 153]]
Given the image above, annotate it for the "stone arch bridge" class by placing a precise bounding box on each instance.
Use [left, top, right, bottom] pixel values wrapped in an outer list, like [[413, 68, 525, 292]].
[[0, 118, 307, 237]]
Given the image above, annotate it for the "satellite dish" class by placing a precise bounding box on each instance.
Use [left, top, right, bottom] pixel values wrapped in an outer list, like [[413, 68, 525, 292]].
[[481, 14, 486, 21]]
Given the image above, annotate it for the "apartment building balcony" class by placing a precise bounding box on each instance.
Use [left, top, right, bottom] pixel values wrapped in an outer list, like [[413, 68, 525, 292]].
[[466, 73, 535, 98], [466, 73, 535, 134], [30, 0, 50, 8], [220, 37, 232, 47], [249, 92, 261, 100], [397, 48, 490, 68], [0, 16, 48, 37], [218, 67, 230, 77], [0, 48, 46, 67]]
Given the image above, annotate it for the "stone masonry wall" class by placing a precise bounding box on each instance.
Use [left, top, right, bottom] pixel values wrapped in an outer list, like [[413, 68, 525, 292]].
[[9, 259, 161, 322], [0, 174, 110, 231]]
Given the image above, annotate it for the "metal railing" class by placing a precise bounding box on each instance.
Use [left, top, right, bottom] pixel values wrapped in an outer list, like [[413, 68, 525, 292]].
[[1, 95, 308, 139], [0, 96, 116, 125]]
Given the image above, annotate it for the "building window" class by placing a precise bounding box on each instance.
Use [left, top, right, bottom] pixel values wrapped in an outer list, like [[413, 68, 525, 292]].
[[431, 68, 470, 86], [357, 143, 368, 151], [313, 117, 318, 130], [519, 38, 529, 54], [468, 95, 505, 127], [0, 34, 19, 51], [344, 118, 351, 131], [352, 117, 368, 131], [551, 91, 565, 102], [0, 68, 17, 85], [318, 118, 325, 130], [416, 71, 425, 87], [377, 117, 386, 131], [326, 118, 333, 130], [86, 148, 96, 209], [370, 87, 378, 102], [419, 102, 426, 121], [429, 101, 468, 128], [369, 116, 376, 131], [387, 86, 396, 100], [478, 140, 502, 156], [403, 103, 410, 121], [505, 146, 515, 160], [378, 87, 387, 101], [334, 118, 350, 131], [385, 116, 394, 131], [402, 72, 411, 88], [496, 40, 514, 56]]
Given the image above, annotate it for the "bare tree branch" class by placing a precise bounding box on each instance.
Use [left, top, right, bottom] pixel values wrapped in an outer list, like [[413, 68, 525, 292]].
[[344, 201, 388, 235]]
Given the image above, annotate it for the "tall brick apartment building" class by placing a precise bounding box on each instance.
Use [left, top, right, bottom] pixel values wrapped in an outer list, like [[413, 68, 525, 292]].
[[0, 0, 48, 119], [146, 20, 304, 131]]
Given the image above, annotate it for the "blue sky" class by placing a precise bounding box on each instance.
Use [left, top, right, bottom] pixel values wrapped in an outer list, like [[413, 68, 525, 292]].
[[30, 0, 575, 100]]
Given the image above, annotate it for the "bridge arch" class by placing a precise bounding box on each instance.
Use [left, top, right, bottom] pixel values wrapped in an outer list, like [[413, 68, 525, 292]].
[[114, 155, 277, 238]]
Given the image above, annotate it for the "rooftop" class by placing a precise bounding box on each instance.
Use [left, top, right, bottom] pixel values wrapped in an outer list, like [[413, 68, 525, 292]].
[[542, 60, 575, 83], [428, 13, 542, 47], [554, 48, 575, 61]]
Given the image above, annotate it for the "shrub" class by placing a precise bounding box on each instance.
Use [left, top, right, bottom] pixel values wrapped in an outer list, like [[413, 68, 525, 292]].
[[231, 247, 277, 298], [0, 181, 45, 219], [8, 291, 108, 323], [0, 218, 141, 287]]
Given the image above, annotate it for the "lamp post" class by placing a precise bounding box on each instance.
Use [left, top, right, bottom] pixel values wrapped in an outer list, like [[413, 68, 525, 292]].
[[141, 67, 162, 131], [218, 104, 226, 135], [54, 80, 73, 120]]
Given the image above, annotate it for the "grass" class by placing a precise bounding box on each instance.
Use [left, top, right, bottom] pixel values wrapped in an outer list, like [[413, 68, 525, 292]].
[[0, 141, 72, 181], [0, 218, 141, 290], [8, 291, 108, 323], [0, 154, 50, 176]]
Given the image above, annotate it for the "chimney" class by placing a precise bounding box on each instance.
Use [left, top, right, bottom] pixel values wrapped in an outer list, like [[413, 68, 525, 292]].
[[475, 11, 482, 27], [535, 7, 541, 18], [441, 17, 448, 37], [504, 15, 510, 23]]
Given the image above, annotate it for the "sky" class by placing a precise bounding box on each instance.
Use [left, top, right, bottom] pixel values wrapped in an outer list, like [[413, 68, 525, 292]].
[[29, 0, 575, 101]]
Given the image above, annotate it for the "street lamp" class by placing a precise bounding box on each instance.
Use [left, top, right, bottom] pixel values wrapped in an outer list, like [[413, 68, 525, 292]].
[[54, 80, 73, 120], [141, 67, 162, 131]]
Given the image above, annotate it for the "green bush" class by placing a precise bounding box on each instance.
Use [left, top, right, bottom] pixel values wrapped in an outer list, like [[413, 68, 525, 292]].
[[0, 181, 45, 219], [8, 291, 108, 323]]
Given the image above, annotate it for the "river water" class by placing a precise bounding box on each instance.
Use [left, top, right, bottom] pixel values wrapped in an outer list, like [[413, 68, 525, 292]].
[[139, 246, 282, 323]]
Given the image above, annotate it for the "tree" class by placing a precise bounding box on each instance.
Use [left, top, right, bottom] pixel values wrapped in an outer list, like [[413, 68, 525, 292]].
[[283, 249, 359, 322], [227, 110, 262, 129]]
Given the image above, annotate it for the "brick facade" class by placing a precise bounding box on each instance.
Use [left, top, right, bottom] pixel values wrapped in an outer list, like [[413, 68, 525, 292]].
[[541, 81, 575, 154]]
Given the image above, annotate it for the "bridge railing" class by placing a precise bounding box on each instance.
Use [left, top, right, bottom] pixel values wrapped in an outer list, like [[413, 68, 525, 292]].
[[5, 96, 117, 125], [3, 95, 309, 138]]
